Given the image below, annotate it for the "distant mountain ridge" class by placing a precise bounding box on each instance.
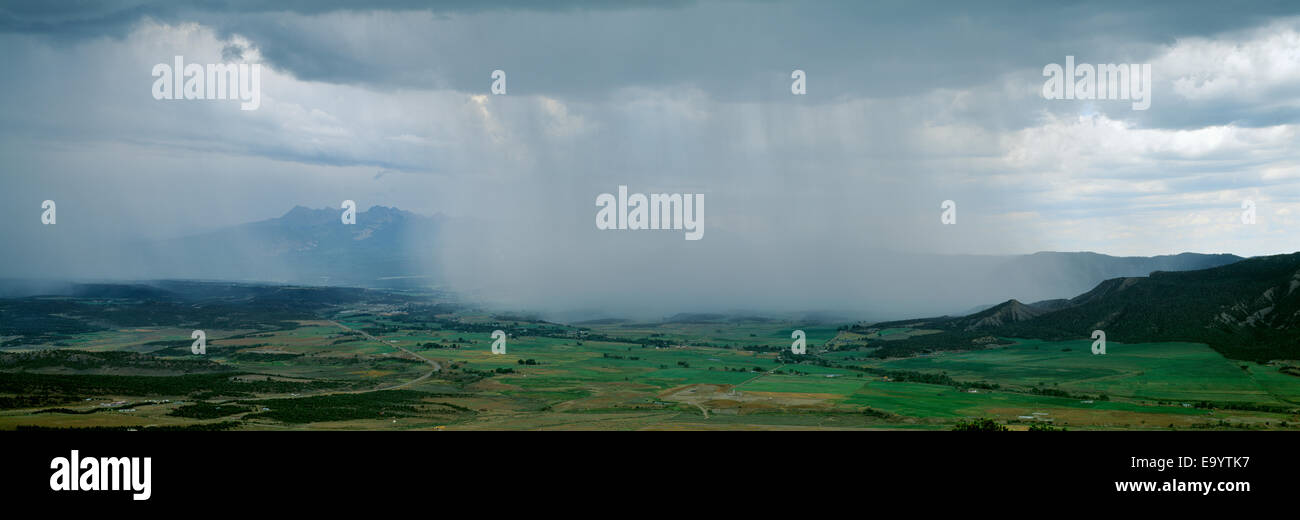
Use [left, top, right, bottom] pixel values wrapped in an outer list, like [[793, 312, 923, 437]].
[[999, 252, 1300, 361], [134, 205, 444, 288], [42, 204, 1245, 309], [872, 252, 1300, 362], [952, 251, 1242, 316], [986, 251, 1244, 303]]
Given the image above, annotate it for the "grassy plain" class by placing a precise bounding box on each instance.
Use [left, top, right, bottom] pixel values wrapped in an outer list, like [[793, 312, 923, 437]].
[[2, 295, 1297, 431]]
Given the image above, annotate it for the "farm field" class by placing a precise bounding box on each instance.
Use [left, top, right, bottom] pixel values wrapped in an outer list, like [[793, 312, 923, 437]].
[[2, 286, 1297, 430], [877, 339, 1300, 406]]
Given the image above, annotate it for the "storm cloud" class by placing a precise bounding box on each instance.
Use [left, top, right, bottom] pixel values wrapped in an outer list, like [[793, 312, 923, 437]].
[[3, 1, 1299, 319]]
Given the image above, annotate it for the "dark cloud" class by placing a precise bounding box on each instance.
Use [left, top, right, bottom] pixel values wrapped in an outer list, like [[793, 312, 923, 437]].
[[6, 1, 1299, 107], [0, 0, 691, 38], [2, 2, 1300, 317]]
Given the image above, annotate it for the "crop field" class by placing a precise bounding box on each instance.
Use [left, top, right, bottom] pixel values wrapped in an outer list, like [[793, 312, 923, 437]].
[[877, 339, 1300, 406], [1, 291, 1297, 431]]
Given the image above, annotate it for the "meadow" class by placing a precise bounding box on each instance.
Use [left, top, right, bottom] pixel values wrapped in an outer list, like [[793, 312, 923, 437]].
[[1, 293, 1297, 430]]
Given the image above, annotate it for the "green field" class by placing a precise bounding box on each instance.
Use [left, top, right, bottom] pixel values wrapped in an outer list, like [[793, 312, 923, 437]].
[[878, 339, 1300, 406], [2, 290, 1298, 430]]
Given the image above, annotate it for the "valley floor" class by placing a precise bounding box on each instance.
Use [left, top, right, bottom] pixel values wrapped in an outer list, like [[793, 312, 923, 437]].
[[2, 296, 1298, 431]]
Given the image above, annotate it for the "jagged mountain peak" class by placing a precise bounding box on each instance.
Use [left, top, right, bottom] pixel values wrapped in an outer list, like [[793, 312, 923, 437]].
[[145, 205, 443, 288]]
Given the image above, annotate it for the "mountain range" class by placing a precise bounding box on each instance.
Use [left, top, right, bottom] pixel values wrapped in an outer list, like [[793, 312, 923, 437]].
[[2, 205, 1251, 318], [871, 252, 1300, 362], [955, 251, 1243, 313], [132, 205, 444, 288], [116, 207, 1239, 299]]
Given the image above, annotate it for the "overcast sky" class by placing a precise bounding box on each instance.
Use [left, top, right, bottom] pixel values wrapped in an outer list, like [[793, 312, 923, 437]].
[[3, 1, 1299, 315]]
